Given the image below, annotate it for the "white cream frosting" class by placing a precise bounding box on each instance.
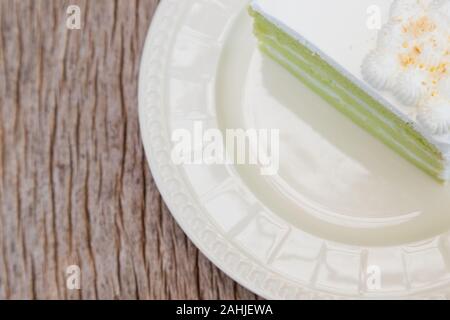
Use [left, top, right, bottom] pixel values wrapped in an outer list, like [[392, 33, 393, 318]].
[[420, 42, 444, 66], [362, 50, 401, 90], [395, 68, 429, 105], [362, 0, 450, 135], [417, 97, 450, 135], [377, 22, 410, 50], [389, 0, 430, 20], [430, 0, 450, 17], [438, 77, 450, 99]]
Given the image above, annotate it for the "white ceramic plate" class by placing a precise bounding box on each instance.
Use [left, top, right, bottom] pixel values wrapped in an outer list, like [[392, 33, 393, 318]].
[[139, 0, 450, 299]]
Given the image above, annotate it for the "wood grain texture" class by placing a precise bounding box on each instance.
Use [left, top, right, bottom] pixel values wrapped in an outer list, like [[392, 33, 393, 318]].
[[0, 0, 259, 300]]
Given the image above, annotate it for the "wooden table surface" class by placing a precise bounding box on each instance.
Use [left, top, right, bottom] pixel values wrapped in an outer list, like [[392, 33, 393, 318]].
[[0, 0, 259, 300]]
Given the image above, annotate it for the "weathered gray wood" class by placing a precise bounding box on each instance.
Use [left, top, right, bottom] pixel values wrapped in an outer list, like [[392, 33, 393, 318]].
[[0, 0, 259, 300]]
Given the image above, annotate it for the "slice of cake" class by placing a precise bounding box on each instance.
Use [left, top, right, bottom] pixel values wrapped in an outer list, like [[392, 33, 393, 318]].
[[249, 0, 450, 182]]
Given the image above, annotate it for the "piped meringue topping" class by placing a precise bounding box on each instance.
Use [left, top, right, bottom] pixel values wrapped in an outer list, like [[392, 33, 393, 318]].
[[417, 97, 450, 135], [362, 50, 401, 89], [395, 68, 429, 105], [362, 0, 450, 136], [431, 0, 450, 17]]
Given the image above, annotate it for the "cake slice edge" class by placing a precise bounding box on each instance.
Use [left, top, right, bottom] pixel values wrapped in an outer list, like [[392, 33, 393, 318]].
[[249, 6, 450, 182]]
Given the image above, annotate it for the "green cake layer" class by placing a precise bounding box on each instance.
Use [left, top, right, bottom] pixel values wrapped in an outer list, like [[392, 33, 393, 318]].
[[249, 8, 446, 181]]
